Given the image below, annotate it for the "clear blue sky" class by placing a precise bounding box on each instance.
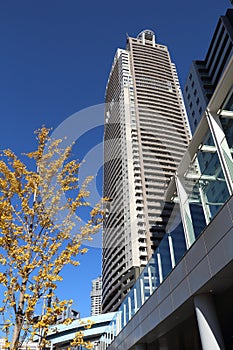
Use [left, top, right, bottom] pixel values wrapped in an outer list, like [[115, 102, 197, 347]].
[[0, 0, 231, 317]]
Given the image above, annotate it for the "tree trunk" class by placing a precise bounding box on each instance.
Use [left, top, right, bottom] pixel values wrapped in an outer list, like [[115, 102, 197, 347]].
[[10, 314, 24, 350], [10, 281, 26, 350]]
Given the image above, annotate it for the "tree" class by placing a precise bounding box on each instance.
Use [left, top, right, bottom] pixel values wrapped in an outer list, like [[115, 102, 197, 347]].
[[0, 127, 104, 349]]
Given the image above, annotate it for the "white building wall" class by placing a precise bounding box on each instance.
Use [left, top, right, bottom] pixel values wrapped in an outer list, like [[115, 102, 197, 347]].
[[102, 30, 190, 312]]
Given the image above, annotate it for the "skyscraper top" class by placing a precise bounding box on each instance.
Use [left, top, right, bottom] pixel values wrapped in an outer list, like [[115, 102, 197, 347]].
[[137, 29, 156, 43]]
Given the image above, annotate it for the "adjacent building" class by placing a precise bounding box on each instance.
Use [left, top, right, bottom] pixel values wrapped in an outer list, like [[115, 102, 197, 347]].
[[183, 8, 233, 134], [100, 53, 233, 350], [0, 340, 39, 350], [46, 312, 118, 350], [102, 30, 190, 313], [90, 276, 102, 316]]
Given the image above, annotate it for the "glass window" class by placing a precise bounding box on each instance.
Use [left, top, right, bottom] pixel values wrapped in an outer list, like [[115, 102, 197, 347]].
[[171, 221, 186, 263], [219, 116, 233, 182], [222, 90, 233, 112], [220, 116, 233, 152], [183, 129, 229, 238], [158, 234, 172, 280], [219, 89, 233, 167], [163, 199, 187, 264]]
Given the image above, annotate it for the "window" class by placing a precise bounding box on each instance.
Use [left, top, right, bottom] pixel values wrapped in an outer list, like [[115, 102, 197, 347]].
[[191, 81, 194, 88], [199, 107, 203, 114], [192, 111, 195, 117], [190, 102, 193, 108], [187, 93, 190, 100], [194, 89, 197, 96], [185, 85, 188, 92], [189, 73, 192, 81], [196, 97, 199, 105]]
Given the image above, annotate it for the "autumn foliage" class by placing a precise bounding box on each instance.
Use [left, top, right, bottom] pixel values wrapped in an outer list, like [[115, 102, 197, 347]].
[[0, 127, 104, 349]]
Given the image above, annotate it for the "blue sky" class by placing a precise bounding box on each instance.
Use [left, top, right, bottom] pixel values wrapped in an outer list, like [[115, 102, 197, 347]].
[[0, 0, 231, 317]]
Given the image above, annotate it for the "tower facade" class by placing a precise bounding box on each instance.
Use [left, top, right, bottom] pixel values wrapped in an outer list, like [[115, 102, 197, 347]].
[[90, 276, 102, 316], [102, 30, 190, 313], [183, 8, 233, 135]]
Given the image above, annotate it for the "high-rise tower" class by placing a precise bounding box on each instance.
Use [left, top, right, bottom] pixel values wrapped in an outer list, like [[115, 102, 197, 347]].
[[90, 276, 102, 316], [102, 30, 190, 313]]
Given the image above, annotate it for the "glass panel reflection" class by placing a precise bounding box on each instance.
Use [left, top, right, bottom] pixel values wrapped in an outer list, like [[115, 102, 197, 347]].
[[220, 116, 233, 181], [170, 221, 186, 264], [222, 90, 233, 112], [184, 129, 229, 238], [164, 199, 187, 263], [220, 116, 233, 153], [158, 234, 172, 280]]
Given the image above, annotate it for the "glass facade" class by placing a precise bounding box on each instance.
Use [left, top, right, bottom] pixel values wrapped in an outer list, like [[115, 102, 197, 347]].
[[99, 84, 233, 350], [219, 90, 233, 181], [183, 128, 229, 239]]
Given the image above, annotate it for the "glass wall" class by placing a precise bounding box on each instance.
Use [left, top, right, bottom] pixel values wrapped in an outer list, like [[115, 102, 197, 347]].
[[219, 89, 233, 179], [99, 87, 233, 350], [182, 127, 229, 239]]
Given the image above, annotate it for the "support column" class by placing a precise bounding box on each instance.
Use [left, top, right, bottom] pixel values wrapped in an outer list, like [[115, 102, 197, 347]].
[[116, 311, 122, 335], [123, 303, 127, 327], [168, 234, 176, 268], [194, 294, 225, 350], [140, 278, 145, 305], [128, 295, 132, 320], [157, 252, 163, 284], [134, 287, 138, 313], [148, 266, 153, 295]]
